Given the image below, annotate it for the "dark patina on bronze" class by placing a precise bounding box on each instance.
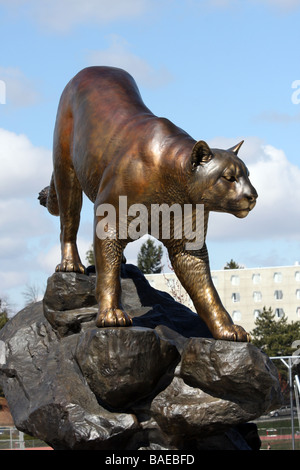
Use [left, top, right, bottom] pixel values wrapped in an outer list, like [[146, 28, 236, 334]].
[[39, 66, 257, 341]]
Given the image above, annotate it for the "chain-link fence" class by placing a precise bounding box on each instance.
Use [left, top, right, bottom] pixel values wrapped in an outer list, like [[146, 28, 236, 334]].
[[256, 417, 300, 450], [0, 427, 51, 450]]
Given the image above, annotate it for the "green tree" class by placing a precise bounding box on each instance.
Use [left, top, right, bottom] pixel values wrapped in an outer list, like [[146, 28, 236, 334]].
[[86, 244, 95, 265], [251, 306, 300, 397], [137, 238, 163, 274], [251, 306, 300, 358], [0, 311, 8, 330], [0, 299, 9, 329], [224, 259, 244, 269]]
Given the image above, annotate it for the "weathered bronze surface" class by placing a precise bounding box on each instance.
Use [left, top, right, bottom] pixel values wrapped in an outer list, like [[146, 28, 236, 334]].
[[39, 66, 257, 341]]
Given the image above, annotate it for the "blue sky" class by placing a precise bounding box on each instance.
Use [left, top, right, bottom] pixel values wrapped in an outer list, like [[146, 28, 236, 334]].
[[0, 0, 300, 313]]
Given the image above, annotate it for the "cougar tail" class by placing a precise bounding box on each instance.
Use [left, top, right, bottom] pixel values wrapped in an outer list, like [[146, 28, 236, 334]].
[[38, 174, 59, 216]]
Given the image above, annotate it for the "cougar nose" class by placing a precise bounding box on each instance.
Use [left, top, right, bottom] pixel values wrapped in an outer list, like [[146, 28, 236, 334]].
[[247, 193, 257, 203], [246, 187, 258, 207], [246, 183, 258, 200]]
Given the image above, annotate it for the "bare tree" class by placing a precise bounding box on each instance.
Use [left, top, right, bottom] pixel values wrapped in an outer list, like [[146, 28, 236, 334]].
[[22, 284, 41, 306]]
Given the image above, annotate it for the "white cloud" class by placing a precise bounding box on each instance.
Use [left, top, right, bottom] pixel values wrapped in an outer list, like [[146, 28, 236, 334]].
[[0, 127, 98, 311], [0, 67, 40, 107], [207, 137, 300, 241], [0, 128, 55, 306], [0, 128, 52, 199], [0, 271, 28, 292], [0, 0, 150, 32], [36, 243, 60, 273], [86, 35, 173, 88], [0, 198, 54, 241], [0, 195, 57, 293]]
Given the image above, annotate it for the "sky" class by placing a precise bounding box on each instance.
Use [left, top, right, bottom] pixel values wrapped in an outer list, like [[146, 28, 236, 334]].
[[0, 0, 300, 314]]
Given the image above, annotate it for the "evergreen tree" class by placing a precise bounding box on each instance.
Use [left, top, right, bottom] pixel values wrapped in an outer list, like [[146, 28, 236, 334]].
[[86, 244, 95, 265], [0, 311, 8, 330], [137, 238, 163, 274], [251, 306, 300, 393], [0, 299, 9, 329], [224, 259, 244, 269], [251, 306, 300, 358]]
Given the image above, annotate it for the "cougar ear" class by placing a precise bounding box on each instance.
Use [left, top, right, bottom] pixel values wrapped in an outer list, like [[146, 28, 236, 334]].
[[191, 140, 213, 170], [228, 140, 244, 155]]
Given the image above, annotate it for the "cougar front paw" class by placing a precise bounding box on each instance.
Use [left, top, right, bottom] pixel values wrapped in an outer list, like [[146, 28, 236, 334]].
[[214, 323, 250, 342], [96, 308, 133, 328], [55, 259, 85, 274]]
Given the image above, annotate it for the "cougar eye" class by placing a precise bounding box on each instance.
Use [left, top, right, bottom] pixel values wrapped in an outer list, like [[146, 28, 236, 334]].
[[223, 175, 237, 183]]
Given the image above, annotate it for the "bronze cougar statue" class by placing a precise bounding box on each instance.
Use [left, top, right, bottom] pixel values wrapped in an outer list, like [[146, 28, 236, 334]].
[[39, 66, 257, 341]]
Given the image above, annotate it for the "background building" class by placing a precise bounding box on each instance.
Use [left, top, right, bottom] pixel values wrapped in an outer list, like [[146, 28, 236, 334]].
[[146, 264, 300, 333]]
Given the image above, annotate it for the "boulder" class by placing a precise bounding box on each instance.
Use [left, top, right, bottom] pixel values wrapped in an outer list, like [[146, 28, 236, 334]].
[[0, 264, 282, 450], [75, 326, 179, 409]]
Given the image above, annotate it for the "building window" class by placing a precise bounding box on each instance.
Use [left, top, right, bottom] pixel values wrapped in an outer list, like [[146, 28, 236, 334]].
[[252, 273, 261, 284], [296, 289, 300, 300], [232, 310, 241, 321], [274, 290, 283, 300], [297, 307, 300, 318], [296, 272, 300, 282], [274, 272, 282, 283], [254, 309, 261, 319], [253, 291, 262, 302], [232, 292, 240, 302], [231, 275, 239, 286], [275, 308, 284, 318]]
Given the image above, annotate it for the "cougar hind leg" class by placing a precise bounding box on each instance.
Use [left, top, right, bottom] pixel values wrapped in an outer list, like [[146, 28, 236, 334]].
[[39, 166, 83, 272], [53, 109, 85, 274], [54, 163, 85, 274]]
